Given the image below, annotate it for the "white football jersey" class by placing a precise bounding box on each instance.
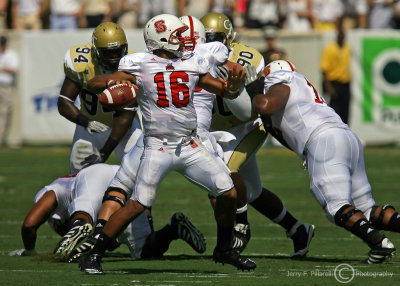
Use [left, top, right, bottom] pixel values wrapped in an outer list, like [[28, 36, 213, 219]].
[[34, 175, 76, 225], [192, 42, 229, 131], [119, 51, 212, 139], [264, 70, 347, 157]]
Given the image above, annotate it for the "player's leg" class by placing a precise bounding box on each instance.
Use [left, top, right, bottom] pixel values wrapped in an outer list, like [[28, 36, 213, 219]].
[[241, 156, 315, 257], [141, 212, 206, 258], [68, 140, 144, 262], [54, 164, 119, 260], [79, 142, 173, 274], [308, 128, 395, 263], [181, 138, 256, 270]]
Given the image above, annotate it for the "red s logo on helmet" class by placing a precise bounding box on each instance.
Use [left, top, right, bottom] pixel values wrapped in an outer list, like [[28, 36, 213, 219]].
[[263, 65, 271, 77], [154, 20, 167, 33]]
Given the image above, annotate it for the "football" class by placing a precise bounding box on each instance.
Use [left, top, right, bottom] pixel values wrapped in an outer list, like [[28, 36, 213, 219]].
[[99, 83, 138, 109], [225, 61, 245, 75]]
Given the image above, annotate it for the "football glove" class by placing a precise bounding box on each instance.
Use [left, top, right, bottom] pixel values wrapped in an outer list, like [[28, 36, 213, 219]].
[[244, 65, 258, 86], [86, 121, 109, 135], [80, 153, 105, 169], [216, 65, 229, 81]]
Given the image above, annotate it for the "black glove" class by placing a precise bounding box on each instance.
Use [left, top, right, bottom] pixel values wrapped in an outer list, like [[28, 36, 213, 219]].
[[80, 153, 105, 169]]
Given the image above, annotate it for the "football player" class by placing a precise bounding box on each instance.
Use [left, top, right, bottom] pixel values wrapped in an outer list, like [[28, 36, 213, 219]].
[[57, 22, 142, 174], [9, 164, 206, 262], [78, 14, 256, 275], [200, 12, 315, 257], [253, 59, 399, 264]]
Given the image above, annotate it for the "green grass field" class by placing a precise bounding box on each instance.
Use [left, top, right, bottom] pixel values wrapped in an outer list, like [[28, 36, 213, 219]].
[[1, 146, 400, 286]]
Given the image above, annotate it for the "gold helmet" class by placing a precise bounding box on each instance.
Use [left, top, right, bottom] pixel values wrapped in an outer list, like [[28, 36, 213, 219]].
[[92, 22, 128, 70], [200, 12, 236, 46]]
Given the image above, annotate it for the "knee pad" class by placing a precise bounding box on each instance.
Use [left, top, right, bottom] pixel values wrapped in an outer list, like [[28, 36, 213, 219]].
[[334, 204, 363, 228], [102, 187, 128, 207], [370, 205, 396, 230]]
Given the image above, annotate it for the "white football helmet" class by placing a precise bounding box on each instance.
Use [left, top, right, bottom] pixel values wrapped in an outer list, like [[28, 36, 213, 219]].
[[143, 14, 195, 56], [264, 60, 296, 77], [179, 15, 206, 49]]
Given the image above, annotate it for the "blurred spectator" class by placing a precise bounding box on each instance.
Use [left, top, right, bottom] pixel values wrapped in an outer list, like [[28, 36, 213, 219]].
[[79, 0, 113, 28], [393, 1, 400, 29], [49, 0, 82, 29], [260, 26, 286, 64], [233, 0, 247, 30], [11, 0, 46, 30], [208, 0, 235, 19], [0, 35, 18, 146], [368, 0, 396, 29], [320, 25, 351, 124], [0, 0, 9, 31], [177, 0, 208, 19], [281, 0, 315, 32], [138, 0, 174, 27], [340, 0, 367, 29], [312, 0, 343, 32], [114, 0, 140, 29], [246, 0, 282, 29]]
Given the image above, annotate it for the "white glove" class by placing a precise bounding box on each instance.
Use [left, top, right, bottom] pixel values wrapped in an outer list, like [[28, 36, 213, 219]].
[[8, 248, 37, 256], [244, 65, 258, 86], [216, 65, 229, 81], [86, 121, 109, 135]]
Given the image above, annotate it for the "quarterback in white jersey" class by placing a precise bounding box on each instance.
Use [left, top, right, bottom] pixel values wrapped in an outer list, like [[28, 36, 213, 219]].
[[253, 59, 400, 264], [79, 14, 256, 274]]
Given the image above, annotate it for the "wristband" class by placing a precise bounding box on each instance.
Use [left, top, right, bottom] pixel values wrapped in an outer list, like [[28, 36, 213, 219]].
[[75, 114, 90, 128]]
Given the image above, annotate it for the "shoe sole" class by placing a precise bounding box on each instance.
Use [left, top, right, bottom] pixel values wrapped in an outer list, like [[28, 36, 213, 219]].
[[68, 239, 96, 263], [175, 212, 206, 254], [290, 224, 315, 259], [54, 224, 92, 259]]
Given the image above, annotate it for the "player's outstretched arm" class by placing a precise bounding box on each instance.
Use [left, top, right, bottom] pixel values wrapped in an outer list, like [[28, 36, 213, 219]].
[[9, 191, 58, 256], [87, 71, 136, 94]]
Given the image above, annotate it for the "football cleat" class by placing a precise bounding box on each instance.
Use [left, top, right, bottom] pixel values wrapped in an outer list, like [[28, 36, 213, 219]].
[[213, 247, 256, 271], [363, 237, 396, 264], [79, 254, 105, 275], [68, 233, 99, 263], [54, 222, 93, 260], [286, 221, 315, 259], [233, 223, 251, 253], [170, 212, 206, 253]]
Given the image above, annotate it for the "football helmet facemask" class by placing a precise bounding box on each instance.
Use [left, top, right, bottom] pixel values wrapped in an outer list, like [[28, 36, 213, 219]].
[[263, 60, 296, 77], [179, 15, 206, 51], [92, 22, 128, 71], [200, 12, 236, 46], [144, 14, 195, 57]]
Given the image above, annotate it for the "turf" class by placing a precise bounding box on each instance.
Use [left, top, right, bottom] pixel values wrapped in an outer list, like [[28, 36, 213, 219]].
[[0, 145, 399, 286]]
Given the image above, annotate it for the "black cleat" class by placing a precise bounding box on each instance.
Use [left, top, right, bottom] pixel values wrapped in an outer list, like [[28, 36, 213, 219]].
[[286, 221, 315, 259], [68, 234, 98, 263], [213, 248, 256, 271], [79, 254, 105, 275], [233, 223, 250, 253], [170, 212, 206, 253], [363, 237, 396, 264], [54, 222, 92, 260]]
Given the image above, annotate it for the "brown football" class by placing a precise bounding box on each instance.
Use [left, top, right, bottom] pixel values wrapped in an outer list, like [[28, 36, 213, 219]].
[[99, 83, 138, 109]]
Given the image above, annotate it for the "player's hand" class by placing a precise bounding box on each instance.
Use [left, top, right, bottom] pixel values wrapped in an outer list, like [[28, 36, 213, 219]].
[[86, 121, 109, 135], [80, 153, 105, 169], [224, 66, 245, 99], [245, 65, 258, 86], [8, 249, 37, 256], [216, 65, 229, 81]]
